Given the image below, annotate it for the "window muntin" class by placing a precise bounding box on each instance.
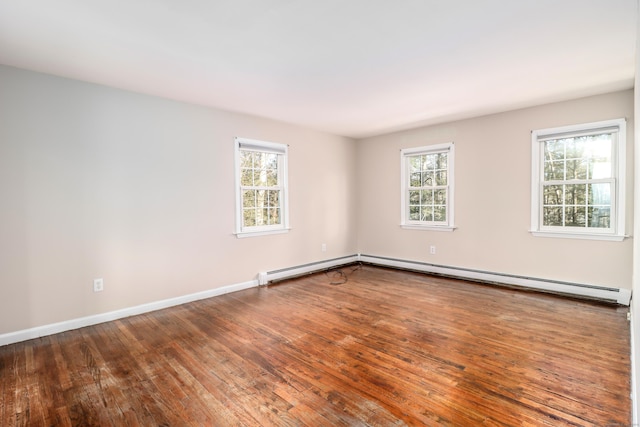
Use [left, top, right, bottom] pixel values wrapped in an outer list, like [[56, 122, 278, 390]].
[[531, 119, 626, 240], [235, 138, 289, 236], [401, 143, 454, 230]]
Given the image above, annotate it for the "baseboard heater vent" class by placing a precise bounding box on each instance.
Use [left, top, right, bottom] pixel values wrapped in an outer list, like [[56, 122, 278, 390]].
[[258, 255, 359, 285], [359, 254, 631, 306]]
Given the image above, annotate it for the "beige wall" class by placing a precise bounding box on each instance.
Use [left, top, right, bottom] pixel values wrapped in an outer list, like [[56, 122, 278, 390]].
[[0, 65, 357, 334], [0, 64, 633, 338], [356, 90, 634, 290]]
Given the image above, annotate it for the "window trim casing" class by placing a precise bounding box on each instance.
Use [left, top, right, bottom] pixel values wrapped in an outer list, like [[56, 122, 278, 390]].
[[234, 137, 290, 238], [400, 142, 456, 231], [530, 118, 626, 241]]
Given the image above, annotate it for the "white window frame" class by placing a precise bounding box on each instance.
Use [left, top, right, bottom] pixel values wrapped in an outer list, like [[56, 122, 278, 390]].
[[530, 118, 626, 241], [234, 137, 290, 238], [400, 142, 455, 231]]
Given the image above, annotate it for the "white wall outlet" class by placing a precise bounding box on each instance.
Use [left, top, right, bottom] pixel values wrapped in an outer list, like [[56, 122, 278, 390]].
[[321, 243, 327, 252], [93, 278, 104, 292], [430, 245, 436, 255]]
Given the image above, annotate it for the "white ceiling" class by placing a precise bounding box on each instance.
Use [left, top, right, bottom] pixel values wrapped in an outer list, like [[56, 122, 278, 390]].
[[0, 1, 636, 138]]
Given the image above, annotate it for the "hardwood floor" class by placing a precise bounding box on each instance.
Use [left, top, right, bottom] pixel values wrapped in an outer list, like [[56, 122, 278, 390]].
[[0, 265, 631, 426]]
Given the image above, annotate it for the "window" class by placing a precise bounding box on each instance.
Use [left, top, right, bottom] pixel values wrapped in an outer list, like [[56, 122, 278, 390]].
[[400, 143, 455, 230], [530, 118, 626, 241], [235, 137, 289, 237]]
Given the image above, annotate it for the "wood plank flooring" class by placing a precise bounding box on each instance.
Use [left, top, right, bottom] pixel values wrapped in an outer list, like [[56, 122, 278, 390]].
[[0, 265, 631, 426]]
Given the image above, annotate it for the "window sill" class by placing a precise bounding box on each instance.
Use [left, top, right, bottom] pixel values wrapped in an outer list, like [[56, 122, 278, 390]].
[[529, 230, 627, 242], [235, 228, 291, 239], [400, 224, 457, 232]]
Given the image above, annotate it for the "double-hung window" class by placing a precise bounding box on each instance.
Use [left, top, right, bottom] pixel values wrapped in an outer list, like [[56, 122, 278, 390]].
[[235, 137, 289, 237], [400, 143, 455, 230], [530, 118, 626, 241]]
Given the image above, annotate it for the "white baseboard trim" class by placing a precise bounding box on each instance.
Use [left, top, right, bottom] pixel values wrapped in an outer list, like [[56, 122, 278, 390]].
[[2, 253, 631, 347], [258, 254, 360, 285], [359, 254, 632, 306], [0, 279, 258, 347], [1, 254, 358, 347]]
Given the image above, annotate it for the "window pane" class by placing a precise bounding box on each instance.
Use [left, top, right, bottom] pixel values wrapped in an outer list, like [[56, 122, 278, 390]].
[[422, 171, 434, 187], [410, 172, 421, 187], [544, 160, 565, 181], [243, 190, 256, 208], [254, 208, 266, 226], [546, 140, 565, 159], [564, 184, 586, 205], [423, 155, 436, 171], [265, 153, 278, 169], [409, 206, 420, 220], [254, 190, 267, 225], [266, 169, 278, 186], [421, 190, 433, 204], [583, 135, 612, 178], [252, 152, 263, 168], [262, 208, 273, 225], [566, 159, 587, 180], [589, 157, 612, 179], [241, 168, 254, 186], [243, 209, 256, 227], [543, 185, 563, 205], [266, 190, 280, 207], [544, 140, 565, 161], [588, 207, 610, 228], [434, 189, 447, 204], [421, 207, 433, 222], [588, 183, 611, 206], [565, 138, 585, 159], [409, 190, 420, 205], [564, 206, 586, 227], [409, 156, 421, 173], [435, 171, 447, 186], [267, 207, 280, 225], [434, 206, 446, 222], [543, 207, 563, 226], [240, 151, 253, 168], [256, 169, 268, 185], [436, 153, 448, 170]]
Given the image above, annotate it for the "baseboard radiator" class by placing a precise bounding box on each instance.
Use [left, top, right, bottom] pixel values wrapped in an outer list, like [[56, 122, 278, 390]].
[[258, 255, 360, 285], [257, 253, 630, 305], [359, 254, 631, 306]]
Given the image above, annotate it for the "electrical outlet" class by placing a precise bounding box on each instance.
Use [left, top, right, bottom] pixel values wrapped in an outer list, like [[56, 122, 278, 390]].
[[321, 243, 327, 252], [430, 245, 436, 255], [93, 278, 104, 292]]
